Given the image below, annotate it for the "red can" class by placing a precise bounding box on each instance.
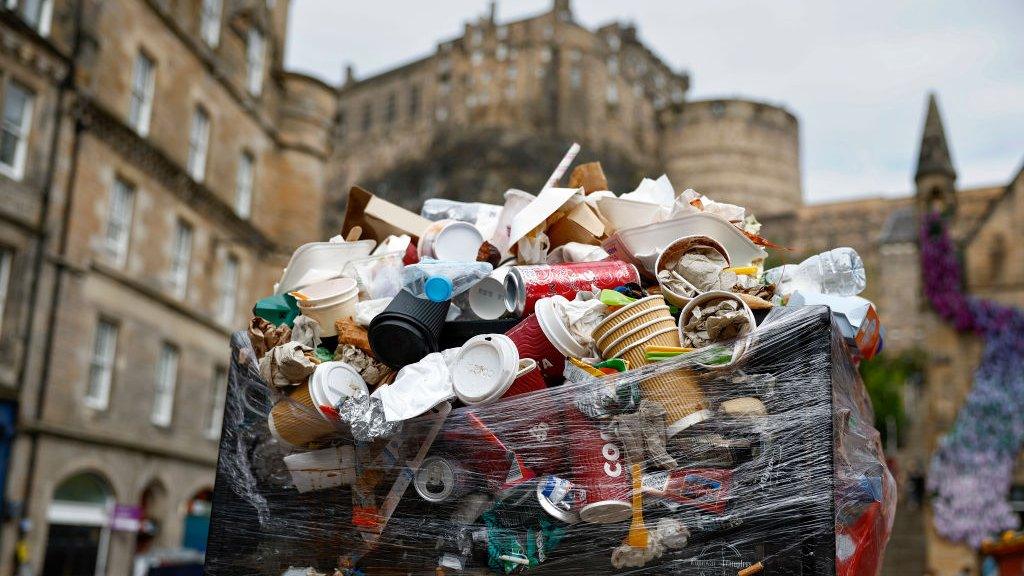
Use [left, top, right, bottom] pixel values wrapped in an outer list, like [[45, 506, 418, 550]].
[[505, 314, 565, 385], [504, 261, 641, 316], [567, 407, 632, 524], [640, 468, 732, 515]]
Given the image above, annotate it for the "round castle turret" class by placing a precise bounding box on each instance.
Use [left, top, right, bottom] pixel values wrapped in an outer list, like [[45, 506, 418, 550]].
[[661, 98, 802, 218]]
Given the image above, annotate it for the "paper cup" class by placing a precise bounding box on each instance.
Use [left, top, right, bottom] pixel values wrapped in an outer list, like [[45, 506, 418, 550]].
[[368, 289, 449, 370], [468, 265, 512, 320], [503, 358, 547, 399], [504, 314, 567, 385], [534, 296, 588, 358], [593, 295, 680, 367], [284, 445, 357, 493], [655, 236, 731, 307], [308, 362, 368, 421], [268, 382, 337, 448], [592, 295, 672, 348], [567, 407, 631, 524], [678, 290, 756, 369], [641, 369, 710, 438], [419, 219, 483, 262]]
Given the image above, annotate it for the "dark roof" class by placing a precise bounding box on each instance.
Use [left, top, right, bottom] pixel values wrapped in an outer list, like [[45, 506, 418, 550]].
[[878, 206, 917, 244], [915, 93, 957, 182]]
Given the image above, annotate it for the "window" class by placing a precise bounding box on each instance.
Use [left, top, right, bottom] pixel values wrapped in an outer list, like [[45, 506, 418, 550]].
[[496, 43, 508, 61], [168, 219, 192, 298], [0, 249, 12, 334], [105, 178, 135, 267], [246, 27, 265, 97], [471, 50, 483, 66], [17, 0, 52, 35], [336, 109, 347, 138], [234, 151, 255, 218], [85, 319, 117, 410], [187, 107, 210, 182], [128, 52, 155, 136], [152, 343, 178, 427], [0, 80, 34, 180], [218, 254, 239, 325], [361, 102, 372, 132], [408, 85, 420, 119], [200, 0, 222, 47], [606, 82, 619, 105], [205, 366, 228, 439], [385, 92, 397, 125]]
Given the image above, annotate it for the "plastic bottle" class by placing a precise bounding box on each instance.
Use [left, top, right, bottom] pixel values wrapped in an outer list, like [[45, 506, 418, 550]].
[[765, 247, 866, 297], [403, 259, 493, 302]]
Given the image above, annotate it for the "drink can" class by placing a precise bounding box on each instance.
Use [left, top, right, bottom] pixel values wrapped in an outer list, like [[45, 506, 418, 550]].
[[641, 468, 732, 515], [567, 407, 631, 524], [504, 261, 641, 317], [414, 456, 472, 503]]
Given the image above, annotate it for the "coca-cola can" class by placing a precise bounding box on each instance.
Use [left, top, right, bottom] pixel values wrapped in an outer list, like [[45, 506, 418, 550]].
[[567, 407, 632, 524], [414, 456, 473, 503], [504, 261, 641, 317]]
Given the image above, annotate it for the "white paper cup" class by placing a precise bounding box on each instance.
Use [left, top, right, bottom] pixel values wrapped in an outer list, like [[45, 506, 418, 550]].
[[284, 445, 357, 493], [534, 296, 587, 358], [298, 289, 359, 336], [469, 265, 512, 320]]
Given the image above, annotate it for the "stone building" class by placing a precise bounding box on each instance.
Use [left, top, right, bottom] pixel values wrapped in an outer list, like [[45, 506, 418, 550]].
[[0, 1, 333, 574], [328, 0, 799, 229]]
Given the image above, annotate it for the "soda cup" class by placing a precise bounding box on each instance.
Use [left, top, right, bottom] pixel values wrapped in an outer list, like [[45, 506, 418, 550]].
[[567, 407, 631, 524]]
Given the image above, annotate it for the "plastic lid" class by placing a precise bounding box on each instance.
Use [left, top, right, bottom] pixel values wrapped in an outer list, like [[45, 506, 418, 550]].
[[311, 362, 368, 417], [433, 221, 484, 262], [424, 276, 454, 302], [452, 334, 519, 404], [368, 319, 433, 370], [534, 296, 588, 358]]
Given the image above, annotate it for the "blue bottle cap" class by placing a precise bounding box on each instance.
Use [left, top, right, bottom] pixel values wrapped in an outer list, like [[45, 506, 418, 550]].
[[424, 276, 453, 302]]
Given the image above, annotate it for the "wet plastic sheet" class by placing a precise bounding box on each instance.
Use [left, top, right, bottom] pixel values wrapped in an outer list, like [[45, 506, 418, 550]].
[[205, 305, 894, 575]]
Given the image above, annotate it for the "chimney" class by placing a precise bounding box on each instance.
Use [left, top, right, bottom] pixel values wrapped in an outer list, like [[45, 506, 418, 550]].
[[553, 0, 572, 20], [343, 63, 356, 86], [488, 1, 497, 24]]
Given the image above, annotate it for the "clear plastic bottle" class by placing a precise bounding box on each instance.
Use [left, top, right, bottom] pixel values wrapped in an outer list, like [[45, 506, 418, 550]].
[[765, 247, 866, 297], [402, 259, 493, 302]]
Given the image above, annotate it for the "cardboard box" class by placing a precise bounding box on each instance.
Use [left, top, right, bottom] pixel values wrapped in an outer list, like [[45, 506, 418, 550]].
[[342, 186, 431, 244], [568, 162, 608, 194], [546, 202, 606, 248]]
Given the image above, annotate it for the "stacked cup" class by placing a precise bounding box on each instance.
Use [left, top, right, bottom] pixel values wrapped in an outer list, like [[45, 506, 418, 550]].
[[591, 295, 710, 437], [291, 277, 360, 336], [268, 362, 368, 448]]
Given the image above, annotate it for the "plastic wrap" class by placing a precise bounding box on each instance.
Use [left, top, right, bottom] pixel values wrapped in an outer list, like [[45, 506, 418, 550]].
[[206, 305, 894, 576]]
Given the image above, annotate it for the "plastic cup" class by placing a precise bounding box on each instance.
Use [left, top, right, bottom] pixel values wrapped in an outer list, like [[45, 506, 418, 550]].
[[267, 382, 337, 448]]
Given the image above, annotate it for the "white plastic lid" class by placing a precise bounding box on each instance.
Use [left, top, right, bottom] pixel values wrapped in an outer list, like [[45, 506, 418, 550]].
[[433, 221, 484, 262], [452, 334, 519, 404], [578, 500, 632, 524], [310, 362, 368, 415], [534, 296, 588, 358]]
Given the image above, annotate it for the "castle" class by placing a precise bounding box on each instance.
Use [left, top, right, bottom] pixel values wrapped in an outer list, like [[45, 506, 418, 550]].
[[0, 0, 1018, 574]]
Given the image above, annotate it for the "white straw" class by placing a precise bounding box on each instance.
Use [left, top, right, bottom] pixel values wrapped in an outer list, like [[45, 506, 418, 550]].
[[542, 142, 580, 190]]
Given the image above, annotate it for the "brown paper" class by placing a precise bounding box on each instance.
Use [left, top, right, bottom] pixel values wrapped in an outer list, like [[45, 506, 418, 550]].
[[546, 202, 606, 248], [341, 186, 431, 244], [568, 162, 608, 194]]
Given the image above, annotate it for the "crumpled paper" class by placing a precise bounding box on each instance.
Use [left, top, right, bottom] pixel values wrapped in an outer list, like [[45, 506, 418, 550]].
[[659, 247, 736, 295], [354, 297, 392, 326], [610, 518, 690, 568], [681, 298, 751, 348], [610, 400, 677, 470], [337, 393, 401, 441], [335, 344, 390, 387], [516, 231, 551, 264], [372, 352, 456, 422], [248, 317, 291, 359], [290, 315, 322, 349], [546, 242, 609, 264], [554, 295, 607, 350], [258, 342, 319, 390]]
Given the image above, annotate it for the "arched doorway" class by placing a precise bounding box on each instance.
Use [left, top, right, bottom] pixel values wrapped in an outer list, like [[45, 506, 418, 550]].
[[42, 472, 114, 576], [135, 481, 168, 555], [182, 488, 213, 553]]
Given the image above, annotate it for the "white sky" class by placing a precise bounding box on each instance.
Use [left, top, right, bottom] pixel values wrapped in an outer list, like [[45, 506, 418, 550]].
[[285, 0, 1024, 204]]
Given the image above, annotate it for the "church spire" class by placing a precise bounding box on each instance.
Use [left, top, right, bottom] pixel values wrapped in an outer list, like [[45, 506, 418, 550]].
[[915, 92, 957, 183]]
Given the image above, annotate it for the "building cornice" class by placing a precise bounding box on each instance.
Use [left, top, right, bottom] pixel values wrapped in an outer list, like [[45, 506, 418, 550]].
[[19, 419, 219, 467], [0, 11, 70, 82]]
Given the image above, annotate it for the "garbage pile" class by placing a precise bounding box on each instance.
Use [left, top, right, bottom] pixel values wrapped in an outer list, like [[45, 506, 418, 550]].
[[210, 145, 894, 576]]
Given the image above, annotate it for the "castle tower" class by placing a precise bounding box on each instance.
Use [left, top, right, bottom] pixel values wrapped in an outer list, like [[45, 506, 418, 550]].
[[914, 93, 958, 215], [660, 98, 802, 218]]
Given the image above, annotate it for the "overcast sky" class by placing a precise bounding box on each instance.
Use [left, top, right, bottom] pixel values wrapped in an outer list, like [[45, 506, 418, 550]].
[[285, 0, 1023, 204]]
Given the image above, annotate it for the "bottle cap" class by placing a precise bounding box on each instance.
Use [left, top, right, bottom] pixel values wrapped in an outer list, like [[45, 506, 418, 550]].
[[424, 276, 453, 302]]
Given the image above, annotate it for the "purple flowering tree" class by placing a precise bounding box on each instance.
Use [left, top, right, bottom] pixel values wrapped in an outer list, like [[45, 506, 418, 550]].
[[921, 211, 1024, 547]]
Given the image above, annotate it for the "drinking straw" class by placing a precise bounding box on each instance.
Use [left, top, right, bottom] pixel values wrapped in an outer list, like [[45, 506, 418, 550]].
[[542, 142, 580, 190]]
